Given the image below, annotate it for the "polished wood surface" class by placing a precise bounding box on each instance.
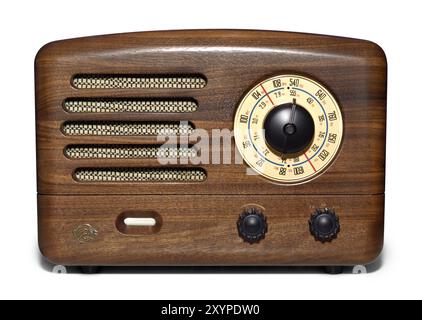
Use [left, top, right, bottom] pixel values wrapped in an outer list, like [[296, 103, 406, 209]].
[[38, 194, 384, 266], [36, 30, 386, 267], [35, 30, 387, 195]]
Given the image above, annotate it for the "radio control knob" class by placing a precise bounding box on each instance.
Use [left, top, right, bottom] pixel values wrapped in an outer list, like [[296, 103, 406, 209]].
[[237, 208, 268, 244], [263, 100, 315, 155], [309, 208, 340, 243]]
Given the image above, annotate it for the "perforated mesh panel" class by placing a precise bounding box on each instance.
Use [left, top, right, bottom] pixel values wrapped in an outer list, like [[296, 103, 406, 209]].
[[74, 168, 206, 182], [65, 145, 197, 159], [61, 122, 194, 136], [72, 75, 206, 89], [65, 75, 203, 183], [63, 99, 198, 113]]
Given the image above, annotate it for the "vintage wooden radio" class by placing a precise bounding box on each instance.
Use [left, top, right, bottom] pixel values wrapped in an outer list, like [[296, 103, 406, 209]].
[[36, 30, 387, 273]]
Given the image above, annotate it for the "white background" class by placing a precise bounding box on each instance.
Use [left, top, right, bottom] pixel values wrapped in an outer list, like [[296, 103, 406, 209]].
[[0, 0, 420, 300]]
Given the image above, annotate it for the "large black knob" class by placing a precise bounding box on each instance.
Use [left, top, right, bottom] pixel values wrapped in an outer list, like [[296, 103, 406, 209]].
[[309, 208, 340, 243], [263, 100, 315, 155], [237, 208, 268, 244]]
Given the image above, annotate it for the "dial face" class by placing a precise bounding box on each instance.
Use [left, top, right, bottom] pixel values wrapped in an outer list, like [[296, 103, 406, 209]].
[[234, 74, 343, 184]]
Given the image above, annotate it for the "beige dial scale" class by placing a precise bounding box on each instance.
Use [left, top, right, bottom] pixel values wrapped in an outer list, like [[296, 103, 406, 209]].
[[234, 75, 343, 184]]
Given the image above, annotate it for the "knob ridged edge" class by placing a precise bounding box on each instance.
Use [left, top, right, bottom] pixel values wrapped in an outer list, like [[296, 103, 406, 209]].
[[237, 207, 268, 244], [309, 208, 340, 243]]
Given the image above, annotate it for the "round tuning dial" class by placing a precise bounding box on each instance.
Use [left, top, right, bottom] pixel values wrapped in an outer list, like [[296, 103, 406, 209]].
[[309, 208, 340, 243], [237, 208, 268, 244], [234, 75, 343, 184]]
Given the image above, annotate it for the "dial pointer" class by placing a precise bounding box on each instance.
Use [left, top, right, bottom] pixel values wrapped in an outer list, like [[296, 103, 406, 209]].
[[289, 98, 297, 124]]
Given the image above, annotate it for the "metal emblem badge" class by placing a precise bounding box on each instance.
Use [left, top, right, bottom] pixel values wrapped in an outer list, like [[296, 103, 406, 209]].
[[73, 224, 98, 243]]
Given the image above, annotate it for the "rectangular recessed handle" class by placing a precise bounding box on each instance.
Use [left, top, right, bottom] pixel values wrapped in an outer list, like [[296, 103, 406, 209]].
[[116, 212, 162, 235], [123, 217, 157, 227]]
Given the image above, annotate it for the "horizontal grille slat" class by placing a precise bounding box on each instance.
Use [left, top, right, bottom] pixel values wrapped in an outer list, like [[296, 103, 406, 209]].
[[64, 145, 197, 159], [72, 75, 206, 89], [74, 168, 206, 182], [61, 122, 194, 136], [63, 99, 198, 113]]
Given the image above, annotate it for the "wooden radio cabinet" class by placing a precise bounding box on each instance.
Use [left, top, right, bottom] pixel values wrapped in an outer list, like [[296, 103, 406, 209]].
[[36, 30, 387, 273]]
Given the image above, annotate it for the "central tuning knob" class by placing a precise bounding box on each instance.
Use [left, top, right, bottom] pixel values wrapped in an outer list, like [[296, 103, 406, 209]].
[[263, 99, 315, 155]]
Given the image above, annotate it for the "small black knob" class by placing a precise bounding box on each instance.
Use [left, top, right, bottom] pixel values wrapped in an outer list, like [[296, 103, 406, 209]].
[[237, 208, 268, 244], [309, 208, 340, 243], [263, 101, 315, 155]]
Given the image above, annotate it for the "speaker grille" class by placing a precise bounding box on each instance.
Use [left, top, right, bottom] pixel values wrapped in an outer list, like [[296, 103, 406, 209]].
[[64, 145, 197, 159], [63, 99, 198, 113], [72, 75, 206, 89], [62, 122, 194, 136], [63, 73, 203, 184], [74, 168, 206, 182]]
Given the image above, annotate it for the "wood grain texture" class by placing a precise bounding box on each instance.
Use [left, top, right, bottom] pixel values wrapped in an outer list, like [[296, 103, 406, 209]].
[[35, 30, 387, 195], [36, 30, 386, 266], [38, 194, 384, 266]]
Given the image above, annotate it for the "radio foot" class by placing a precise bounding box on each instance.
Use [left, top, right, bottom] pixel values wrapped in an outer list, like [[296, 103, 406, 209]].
[[324, 266, 344, 274], [80, 266, 100, 274]]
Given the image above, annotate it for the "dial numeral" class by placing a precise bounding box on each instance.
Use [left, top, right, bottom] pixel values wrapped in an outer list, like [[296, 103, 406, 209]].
[[279, 167, 287, 175], [252, 90, 262, 100], [318, 149, 330, 161], [239, 114, 249, 123], [289, 78, 300, 87], [256, 159, 264, 167], [290, 89, 297, 96], [328, 133, 337, 143], [242, 141, 251, 148], [307, 97, 314, 104], [311, 144, 319, 152], [315, 89, 327, 100], [258, 101, 267, 109], [328, 111, 337, 121], [294, 166, 305, 175], [273, 79, 282, 88]]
